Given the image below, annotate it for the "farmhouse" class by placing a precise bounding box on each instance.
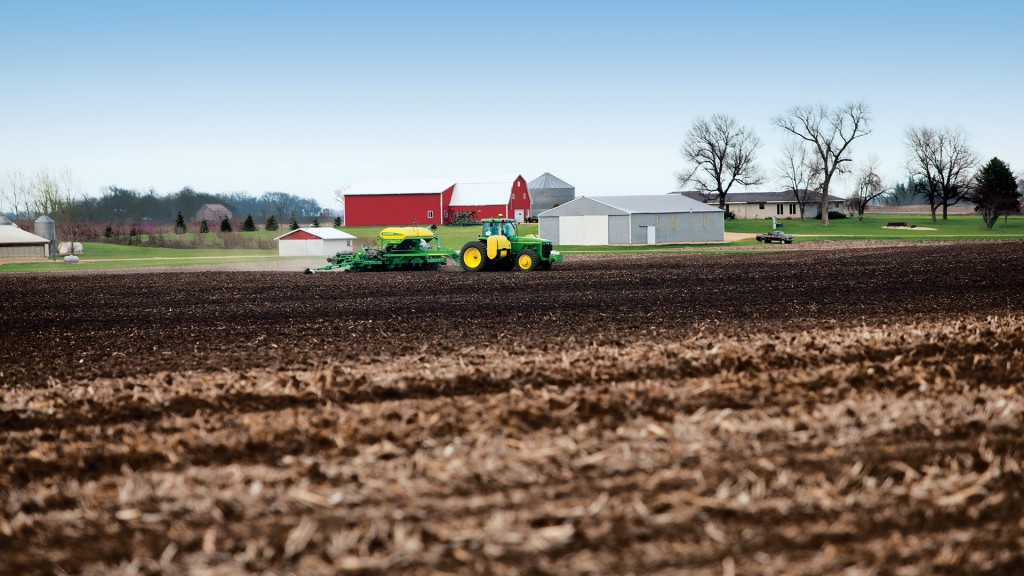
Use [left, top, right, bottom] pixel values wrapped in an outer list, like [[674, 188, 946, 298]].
[[275, 227, 356, 257], [539, 195, 724, 245], [195, 204, 233, 224], [678, 191, 845, 219], [0, 218, 50, 260], [527, 172, 575, 213], [342, 175, 532, 226]]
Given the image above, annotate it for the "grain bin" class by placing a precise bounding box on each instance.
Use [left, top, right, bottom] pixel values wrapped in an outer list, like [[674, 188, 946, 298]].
[[34, 215, 56, 258]]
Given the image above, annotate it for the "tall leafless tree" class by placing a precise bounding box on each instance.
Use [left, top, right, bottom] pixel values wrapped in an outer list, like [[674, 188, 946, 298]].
[[776, 141, 823, 220], [772, 101, 871, 226], [845, 156, 887, 222], [0, 170, 30, 222], [677, 114, 763, 210], [904, 126, 977, 223]]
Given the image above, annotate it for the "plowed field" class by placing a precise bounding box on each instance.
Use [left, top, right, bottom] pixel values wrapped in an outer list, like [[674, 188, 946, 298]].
[[2, 242, 1024, 575]]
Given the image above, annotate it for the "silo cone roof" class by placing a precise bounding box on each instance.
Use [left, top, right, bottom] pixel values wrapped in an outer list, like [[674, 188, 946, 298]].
[[527, 172, 574, 191]]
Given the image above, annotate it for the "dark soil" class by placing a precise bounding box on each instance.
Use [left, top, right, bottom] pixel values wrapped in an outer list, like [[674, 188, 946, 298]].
[[2, 242, 1024, 575]]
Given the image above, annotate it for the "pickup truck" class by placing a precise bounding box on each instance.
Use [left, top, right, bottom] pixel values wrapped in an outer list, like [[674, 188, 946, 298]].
[[756, 230, 794, 244]]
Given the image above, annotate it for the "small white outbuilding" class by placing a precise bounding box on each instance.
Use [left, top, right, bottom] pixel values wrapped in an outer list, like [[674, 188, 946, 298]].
[[275, 228, 357, 257]]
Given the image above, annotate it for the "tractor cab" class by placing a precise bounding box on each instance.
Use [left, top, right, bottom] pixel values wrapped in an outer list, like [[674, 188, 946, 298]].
[[482, 219, 516, 238]]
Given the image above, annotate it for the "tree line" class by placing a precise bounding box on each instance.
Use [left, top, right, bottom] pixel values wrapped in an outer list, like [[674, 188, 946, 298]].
[[678, 102, 1023, 227], [0, 171, 323, 226]]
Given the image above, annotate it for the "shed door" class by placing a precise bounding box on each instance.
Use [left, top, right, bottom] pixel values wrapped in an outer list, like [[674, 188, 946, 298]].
[[646, 226, 656, 245], [559, 215, 608, 245]]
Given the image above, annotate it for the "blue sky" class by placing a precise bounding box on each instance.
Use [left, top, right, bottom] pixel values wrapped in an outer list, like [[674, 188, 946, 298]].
[[2, 1, 1021, 209]]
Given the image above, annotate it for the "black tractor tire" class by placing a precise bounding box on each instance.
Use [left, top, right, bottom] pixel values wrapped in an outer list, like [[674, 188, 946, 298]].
[[514, 248, 540, 272], [460, 241, 488, 272]]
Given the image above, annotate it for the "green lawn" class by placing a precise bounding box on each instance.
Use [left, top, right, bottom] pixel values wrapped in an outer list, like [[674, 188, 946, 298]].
[[0, 243, 279, 273], [726, 215, 1024, 241], [4, 217, 1022, 274]]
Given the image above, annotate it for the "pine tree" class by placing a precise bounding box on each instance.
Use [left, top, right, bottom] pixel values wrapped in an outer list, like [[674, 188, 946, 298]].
[[265, 215, 279, 231], [333, 216, 342, 227], [969, 157, 1020, 229], [289, 213, 299, 230], [312, 217, 320, 227], [174, 211, 187, 234], [242, 214, 256, 232], [199, 220, 209, 234], [220, 217, 233, 232]]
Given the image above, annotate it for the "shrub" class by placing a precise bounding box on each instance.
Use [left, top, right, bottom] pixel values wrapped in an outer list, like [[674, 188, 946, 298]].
[[814, 211, 847, 220], [199, 220, 209, 233]]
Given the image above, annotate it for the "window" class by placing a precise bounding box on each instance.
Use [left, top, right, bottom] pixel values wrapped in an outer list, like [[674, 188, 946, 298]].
[[427, 210, 434, 219], [789, 204, 796, 215], [776, 204, 784, 215], [759, 203, 765, 209]]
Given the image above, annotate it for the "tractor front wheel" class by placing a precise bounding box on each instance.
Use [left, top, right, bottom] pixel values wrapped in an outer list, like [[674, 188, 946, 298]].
[[515, 248, 539, 272], [460, 241, 487, 272]]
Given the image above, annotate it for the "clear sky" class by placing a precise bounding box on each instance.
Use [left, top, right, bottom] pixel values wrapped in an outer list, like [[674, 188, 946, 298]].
[[2, 0, 1021, 209]]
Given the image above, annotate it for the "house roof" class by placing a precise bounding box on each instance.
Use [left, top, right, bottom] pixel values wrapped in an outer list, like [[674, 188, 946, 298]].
[[677, 191, 844, 204], [527, 172, 574, 191], [344, 175, 523, 206], [199, 203, 232, 212], [0, 225, 49, 245], [274, 227, 357, 241], [541, 195, 722, 217]]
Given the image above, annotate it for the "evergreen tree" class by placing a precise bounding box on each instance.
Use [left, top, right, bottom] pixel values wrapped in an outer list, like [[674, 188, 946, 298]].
[[265, 215, 279, 231], [242, 214, 256, 232], [289, 213, 299, 230], [220, 217, 233, 232], [174, 211, 187, 234], [199, 219, 209, 233], [969, 157, 1020, 229], [312, 217, 320, 227], [333, 216, 342, 227]]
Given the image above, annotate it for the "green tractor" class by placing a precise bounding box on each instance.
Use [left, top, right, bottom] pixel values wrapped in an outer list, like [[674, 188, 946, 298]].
[[458, 217, 562, 272], [305, 226, 456, 273]]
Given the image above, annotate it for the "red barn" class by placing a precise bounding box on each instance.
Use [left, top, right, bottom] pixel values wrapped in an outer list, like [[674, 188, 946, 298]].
[[343, 175, 531, 226]]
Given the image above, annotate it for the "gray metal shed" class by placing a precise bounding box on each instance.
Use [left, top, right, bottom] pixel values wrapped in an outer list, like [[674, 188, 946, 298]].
[[538, 195, 724, 245], [527, 173, 575, 213]]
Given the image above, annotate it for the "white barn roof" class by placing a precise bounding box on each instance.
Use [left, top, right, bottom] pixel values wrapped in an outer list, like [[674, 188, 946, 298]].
[[451, 175, 519, 206], [274, 228, 357, 241], [343, 175, 521, 206], [540, 195, 721, 217], [0, 225, 49, 245]]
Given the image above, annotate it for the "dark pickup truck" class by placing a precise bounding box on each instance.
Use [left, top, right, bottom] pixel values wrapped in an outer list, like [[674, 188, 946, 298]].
[[756, 230, 794, 244]]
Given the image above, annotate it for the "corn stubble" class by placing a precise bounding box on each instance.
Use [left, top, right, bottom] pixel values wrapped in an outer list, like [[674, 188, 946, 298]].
[[2, 241, 1023, 575]]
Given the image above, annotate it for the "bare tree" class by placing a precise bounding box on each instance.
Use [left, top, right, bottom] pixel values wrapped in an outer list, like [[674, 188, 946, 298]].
[[904, 126, 977, 223], [772, 101, 871, 226], [677, 114, 764, 210], [776, 141, 823, 220], [0, 170, 31, 221], [845, 156, 887, 222]]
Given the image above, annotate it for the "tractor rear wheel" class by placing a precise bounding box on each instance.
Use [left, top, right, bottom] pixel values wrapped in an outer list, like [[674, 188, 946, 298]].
[[515, 248, 539, 272], [460, 241, 487, 272]]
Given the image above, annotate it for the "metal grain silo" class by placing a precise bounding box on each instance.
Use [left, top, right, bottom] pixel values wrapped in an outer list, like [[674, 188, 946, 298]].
[[34, 215, 56, 258], [527, 173, 575, 213]]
